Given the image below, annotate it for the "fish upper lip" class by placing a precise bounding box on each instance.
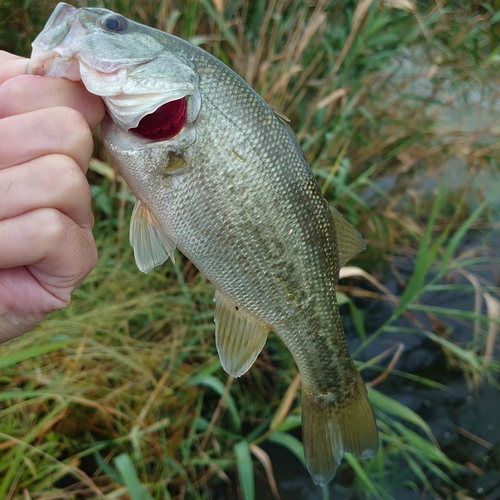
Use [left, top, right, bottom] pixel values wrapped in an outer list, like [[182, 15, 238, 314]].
[[27, 52, 124, 79]]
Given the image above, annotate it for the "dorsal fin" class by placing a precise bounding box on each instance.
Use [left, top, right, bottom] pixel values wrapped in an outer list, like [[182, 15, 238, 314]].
[[130, 200, 176, 274], [272, 108, 291, 123], [214, 291, 270, 377], [329, 206, 366, 267], [272, 108, 304, 155]]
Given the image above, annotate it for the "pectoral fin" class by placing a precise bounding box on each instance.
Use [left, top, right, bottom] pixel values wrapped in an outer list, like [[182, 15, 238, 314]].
[[214, 291, 270, 377], [329, 206, 366, 267], [130, 200, 176, 274]]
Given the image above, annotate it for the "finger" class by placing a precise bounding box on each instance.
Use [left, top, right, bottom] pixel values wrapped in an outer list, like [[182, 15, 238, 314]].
[[0, 208, 97, 290], [0, 53, 29, 85], [0, 50, 24, 64], [0, 75, 105, 130], [0, 106, 94, 172], [0, 267, 51, 342], [0, 154, 94, 229]]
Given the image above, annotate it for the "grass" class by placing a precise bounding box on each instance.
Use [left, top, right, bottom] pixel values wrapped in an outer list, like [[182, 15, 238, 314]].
[[1, 0, 499, 498]]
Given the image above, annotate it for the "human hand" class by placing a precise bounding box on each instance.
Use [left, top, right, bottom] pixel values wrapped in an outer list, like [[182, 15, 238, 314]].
[[0, 50, 105, 342]]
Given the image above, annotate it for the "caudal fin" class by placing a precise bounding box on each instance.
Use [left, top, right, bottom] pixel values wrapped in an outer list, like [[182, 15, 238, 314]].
[[302, 376, 378, 485]]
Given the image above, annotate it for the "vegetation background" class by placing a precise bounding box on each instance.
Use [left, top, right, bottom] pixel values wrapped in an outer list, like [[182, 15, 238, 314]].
[[0, 0, 499, 498]]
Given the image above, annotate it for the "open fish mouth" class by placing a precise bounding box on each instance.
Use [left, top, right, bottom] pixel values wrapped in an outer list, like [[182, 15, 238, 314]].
[[27, 2, 199, 140], [130, 97, 187, 141], [29, 54, 191, 141]]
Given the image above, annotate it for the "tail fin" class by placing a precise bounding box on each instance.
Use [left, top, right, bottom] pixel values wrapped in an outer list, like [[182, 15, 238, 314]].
[[302, 376, 378, 485]]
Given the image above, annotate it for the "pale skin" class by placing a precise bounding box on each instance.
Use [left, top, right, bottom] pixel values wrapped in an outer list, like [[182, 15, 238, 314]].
[[0, 51, 105, 342]]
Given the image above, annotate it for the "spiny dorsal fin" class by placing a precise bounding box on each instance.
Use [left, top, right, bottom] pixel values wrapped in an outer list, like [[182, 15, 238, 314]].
[[130, 200, 176, 274], [272, 108, 291, 123], [272, 108, 304, 155], [329, 206, 366, 267], [214, 291, 270, 377]]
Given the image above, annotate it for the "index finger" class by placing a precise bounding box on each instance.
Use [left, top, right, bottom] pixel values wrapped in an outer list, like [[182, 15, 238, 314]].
[[0, 51, 29, 85], [0, 50, 24, 63]]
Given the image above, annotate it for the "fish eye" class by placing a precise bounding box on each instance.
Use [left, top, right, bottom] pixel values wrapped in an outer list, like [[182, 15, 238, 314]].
[[101, 14, 128, 32]]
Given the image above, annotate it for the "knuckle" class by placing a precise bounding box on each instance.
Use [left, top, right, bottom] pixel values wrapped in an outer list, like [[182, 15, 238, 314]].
[[0, 75, 28, 118], [47, 106, 86, 137], [42, 155, 94, 231], [38, 208, 71, 246], [49, 154, 88, 194], [45, 107, 94, 167], [64, 227, 98, 284], [40, 209, 98, 278], [60, 105, 90, 133], [37, 210, 97, 279], [82, 230, 99, 271], [84, 207, 95, 231]]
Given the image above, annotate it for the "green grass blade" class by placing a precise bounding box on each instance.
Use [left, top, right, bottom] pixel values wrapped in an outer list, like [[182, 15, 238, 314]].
[[344, 453, 385, 500], [348, 300, 367, 340], [114, 453, 154, 500], [267, 431, 307, 469], [402, 451, 437, 496], [368, 388, 437, 445], [392, 422, 457, 471], [408, 305, 500, 325], [274, 414, 302, 433], [419, 329, 483, 372], [0, 444, 26, 499], [234, 441, 255, 500], [181, 395, 204, 466], [440, 196, 492, 274], [92, 448, 121, 484], [188, 374, 241, 431], [391, 182, 447, 319], [0, 340, 72, 369]]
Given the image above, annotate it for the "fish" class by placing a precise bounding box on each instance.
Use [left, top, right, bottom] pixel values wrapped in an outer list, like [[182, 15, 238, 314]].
[[28, 3, 379, 484]]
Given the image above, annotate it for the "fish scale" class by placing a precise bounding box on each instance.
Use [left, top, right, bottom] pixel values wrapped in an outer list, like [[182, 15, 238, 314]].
[[29, 2, 379, 484]]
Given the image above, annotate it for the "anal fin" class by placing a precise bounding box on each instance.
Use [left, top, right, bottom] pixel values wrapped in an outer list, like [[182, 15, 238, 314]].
[[302, 375, 378, 485], [130, 200, 176, 274], [214, 291, 270, 378]]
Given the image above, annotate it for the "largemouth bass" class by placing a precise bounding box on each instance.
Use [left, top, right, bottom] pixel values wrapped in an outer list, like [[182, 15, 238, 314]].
[[29, 3, 378, 484]]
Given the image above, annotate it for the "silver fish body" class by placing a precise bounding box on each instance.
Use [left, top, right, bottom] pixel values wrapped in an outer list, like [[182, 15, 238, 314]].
[[29, 3, 378, 484]]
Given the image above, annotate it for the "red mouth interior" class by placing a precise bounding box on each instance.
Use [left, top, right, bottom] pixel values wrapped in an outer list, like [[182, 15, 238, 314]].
[[131, 98, 187, 140]]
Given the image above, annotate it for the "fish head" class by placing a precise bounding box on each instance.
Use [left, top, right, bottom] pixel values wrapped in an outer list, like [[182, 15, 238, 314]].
[[28, 2, 201, 149]]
